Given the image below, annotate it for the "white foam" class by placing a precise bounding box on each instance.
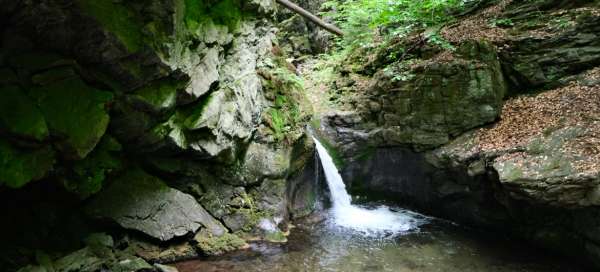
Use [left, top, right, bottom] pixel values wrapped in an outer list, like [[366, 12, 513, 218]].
[[313, 137, 426, 236]]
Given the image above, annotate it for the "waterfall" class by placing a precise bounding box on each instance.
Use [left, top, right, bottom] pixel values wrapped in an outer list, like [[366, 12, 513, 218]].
[[313, 137, 352, 209], [313, 137, 427, 236]]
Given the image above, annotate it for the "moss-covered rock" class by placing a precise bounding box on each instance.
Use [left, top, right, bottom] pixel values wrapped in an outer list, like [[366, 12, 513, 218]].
[[0, 86, 49, 141], [0, 139, 55, 188], [76, 0, 144, 53], [62, 135, 123, 199], [193, 229, 247, 256], [30, 77, 113, 160]]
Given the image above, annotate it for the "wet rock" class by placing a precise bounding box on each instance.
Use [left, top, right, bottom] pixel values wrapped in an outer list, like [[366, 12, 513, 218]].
[[154, 264, 179, 272], [128, 239, 197, 264], [86, 169, 226, 241], [193, 229, 248, 256]]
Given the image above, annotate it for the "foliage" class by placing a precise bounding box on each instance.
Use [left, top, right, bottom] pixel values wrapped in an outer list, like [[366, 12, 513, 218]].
[[77, 0, 144, 52], [322, 0, 469, 48], [265, 65, 308, 142], [184, 0, 242, 31]]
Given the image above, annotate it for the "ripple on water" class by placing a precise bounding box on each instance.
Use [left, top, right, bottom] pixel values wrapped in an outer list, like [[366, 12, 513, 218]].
[[173, 210, 590, 272]]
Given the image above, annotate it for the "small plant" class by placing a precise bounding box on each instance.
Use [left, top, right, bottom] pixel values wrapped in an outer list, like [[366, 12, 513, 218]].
[[489, 18, 514, 27], [551, 18, 573, 29], [427, 32, 455, 51]]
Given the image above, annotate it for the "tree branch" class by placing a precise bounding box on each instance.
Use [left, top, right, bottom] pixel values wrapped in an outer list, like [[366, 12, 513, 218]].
[[276, 0, 344, 36]]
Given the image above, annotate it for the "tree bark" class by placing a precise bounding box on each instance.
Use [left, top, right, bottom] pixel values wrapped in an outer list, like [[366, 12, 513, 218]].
[[276, 0, 344, 36]]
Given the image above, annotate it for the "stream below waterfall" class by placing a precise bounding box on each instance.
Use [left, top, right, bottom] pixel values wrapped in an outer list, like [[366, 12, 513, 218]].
[[173, 138, 589, 272]]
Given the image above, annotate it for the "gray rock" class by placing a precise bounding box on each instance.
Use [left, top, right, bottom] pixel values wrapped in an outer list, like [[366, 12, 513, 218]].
[[154, 264, 179, 272], [87, 169, 226, 241]]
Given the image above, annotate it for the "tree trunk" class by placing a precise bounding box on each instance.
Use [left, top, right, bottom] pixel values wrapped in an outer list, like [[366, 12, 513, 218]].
[[275, 0, 344, 36]]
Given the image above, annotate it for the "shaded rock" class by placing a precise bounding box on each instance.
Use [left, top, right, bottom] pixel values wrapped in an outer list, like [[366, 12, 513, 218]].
[[53, 247, 105, 272], [86, 169, 226, 241], [17, 266, 48, 272], [225, 142, 291, 186], [0, 85, 48, 141], [109, 257, 153, 272], [128, 239, 197, 264], [0, 139, 55, 188], [501, 12, 600, 89], [30, 77, 113, 160], [62, 135, 123, 199]]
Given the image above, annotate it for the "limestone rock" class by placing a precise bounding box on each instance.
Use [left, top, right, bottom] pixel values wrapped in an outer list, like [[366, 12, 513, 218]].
[[86, 169, 226, 241]]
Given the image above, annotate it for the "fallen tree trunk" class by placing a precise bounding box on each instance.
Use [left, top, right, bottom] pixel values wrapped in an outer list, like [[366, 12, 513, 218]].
[[275, 0, 344, 36]]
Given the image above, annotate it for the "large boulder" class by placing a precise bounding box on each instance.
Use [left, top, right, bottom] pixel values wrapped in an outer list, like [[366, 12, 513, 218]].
[[86, 169, 226, 241]]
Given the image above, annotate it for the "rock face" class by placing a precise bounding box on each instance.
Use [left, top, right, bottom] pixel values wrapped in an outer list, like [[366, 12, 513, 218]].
[[1, 1, 320, 270], [277, 0, 332, 56], [87, 169, 226, 241], [315, 0, 600, 268]]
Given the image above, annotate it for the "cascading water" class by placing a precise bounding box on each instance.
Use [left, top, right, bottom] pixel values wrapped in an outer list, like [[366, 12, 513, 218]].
[[313, 137, 426, 236]]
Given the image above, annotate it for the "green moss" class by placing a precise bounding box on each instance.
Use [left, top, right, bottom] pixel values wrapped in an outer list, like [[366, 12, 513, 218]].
[[503, 162, 524, 182], [184, 0, 243, 31], [134, 79, 184, 111], [318, 136, 345, 169], [182, 94, 214, 130], [31, 67, 77, 86], [0, 139, 55, 188], [265, 231, 287, 243], [355, 146, 376, 162], [30, 77, 113, 160], [0, 86, 48, 141], [77, 0, 144, 52], [64, 136, 123, 199], [194, 230, 247, 256]]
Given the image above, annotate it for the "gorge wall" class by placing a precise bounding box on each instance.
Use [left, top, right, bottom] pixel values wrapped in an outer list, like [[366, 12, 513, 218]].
[[316, 0, 600, 268], [0, 1, 322, 271]]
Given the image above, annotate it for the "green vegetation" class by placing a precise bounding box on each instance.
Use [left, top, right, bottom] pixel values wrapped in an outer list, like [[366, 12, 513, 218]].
[[63, 136, 123, 199], [194, 230, 247, 256], [30, 77, 113, 160], [0, 86, 48, 141], [265, 66, 308, 142], [318, 136, 345, 169], [0, 139, 55, 188], [184, 0, 243, 31], [77, 0, 144, 52], [322, 0, 468, 48]]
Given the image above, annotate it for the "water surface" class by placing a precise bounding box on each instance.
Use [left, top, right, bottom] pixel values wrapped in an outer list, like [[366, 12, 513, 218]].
[[174, 210, 587, 272]]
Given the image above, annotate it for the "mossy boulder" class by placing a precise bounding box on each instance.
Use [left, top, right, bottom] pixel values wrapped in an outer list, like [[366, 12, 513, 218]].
[[86, 169, 227, 241], [0, 139, 55, 188], [193, 229, 247, 256], [0, 86, 48, 141], [30, 77, 113, 160], [62, 135, 123, 199]]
